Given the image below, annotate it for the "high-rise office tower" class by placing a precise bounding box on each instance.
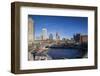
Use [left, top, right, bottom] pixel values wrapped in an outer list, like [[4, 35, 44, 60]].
[[49, 33, 53, 40], [28, 17, 34, 46], [56, 32, 60, 40], [56, 32, 60, 44], [42, 28, 48, 40]]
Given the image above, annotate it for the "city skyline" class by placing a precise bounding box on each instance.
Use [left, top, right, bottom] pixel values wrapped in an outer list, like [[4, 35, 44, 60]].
[[28, 15, 88, 40]]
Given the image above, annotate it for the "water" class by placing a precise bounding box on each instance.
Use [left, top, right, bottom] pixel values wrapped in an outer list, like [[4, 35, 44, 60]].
[[47, 48, 87, 59]]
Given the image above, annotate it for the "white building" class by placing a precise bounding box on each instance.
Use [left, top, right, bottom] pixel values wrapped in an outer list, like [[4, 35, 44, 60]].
[[28, 17, 34, 46], [42, 28, 47, 40]]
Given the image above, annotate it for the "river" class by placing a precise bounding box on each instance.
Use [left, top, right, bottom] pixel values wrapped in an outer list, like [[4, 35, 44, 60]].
[[47, 48, 87, 59]]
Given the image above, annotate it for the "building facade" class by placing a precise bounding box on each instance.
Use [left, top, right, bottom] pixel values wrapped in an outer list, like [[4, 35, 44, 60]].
[[56, 32, 60, 40], [73, 33, 88, 44], [28, 17, 34, 46], [42, 28, 48, 40], [49, 33, 53, 40], [80, 35, 88, 43], [56, 32, 60, 44], [73, 33, 81, 43]]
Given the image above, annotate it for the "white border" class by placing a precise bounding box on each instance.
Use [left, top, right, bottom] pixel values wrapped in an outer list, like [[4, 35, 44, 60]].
[[20, 6, 95, 70]]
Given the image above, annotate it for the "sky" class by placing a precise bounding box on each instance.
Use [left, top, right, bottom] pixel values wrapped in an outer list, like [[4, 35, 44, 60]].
[[28, 15, 88, 39]]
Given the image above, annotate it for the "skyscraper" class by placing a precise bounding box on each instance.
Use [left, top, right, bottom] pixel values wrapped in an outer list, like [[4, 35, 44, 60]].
[[28, 17, 34, 46], [49, 33, 53, 40], [73, 33, 80, 43], [42, 28, 47, 40], [56, 32, 60, 44], [56, 32, 60, 40]]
